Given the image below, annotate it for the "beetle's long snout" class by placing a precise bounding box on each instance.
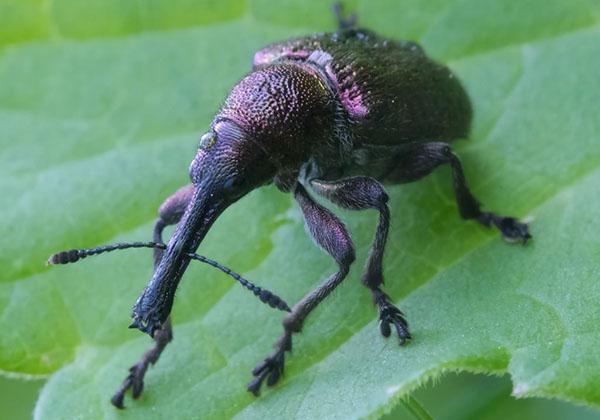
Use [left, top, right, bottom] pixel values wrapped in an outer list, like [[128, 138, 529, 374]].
[[130, 181, 227, 337], [130, 120, 277, 337]]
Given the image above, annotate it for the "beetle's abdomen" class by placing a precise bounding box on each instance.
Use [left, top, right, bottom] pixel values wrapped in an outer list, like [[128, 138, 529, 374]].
[[217, 64, 336, 164], [335, 40, 472, 145]]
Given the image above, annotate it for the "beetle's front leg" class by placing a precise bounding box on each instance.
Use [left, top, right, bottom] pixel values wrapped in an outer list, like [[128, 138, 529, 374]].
[[310, 177, 410, 344], [385, 142, 531, 242], [247, 184, 355, 396], [152, 184, 196, 266], [111, 319, 173, 408], [111, 184, 194, 409]]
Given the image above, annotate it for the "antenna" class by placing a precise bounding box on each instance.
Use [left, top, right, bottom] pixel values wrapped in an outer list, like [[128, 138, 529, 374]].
[[48, 242, 290, 312]]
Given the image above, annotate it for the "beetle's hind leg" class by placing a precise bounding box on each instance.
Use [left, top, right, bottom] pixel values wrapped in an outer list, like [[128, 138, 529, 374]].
[[385, 142, 531, 242], [310, 177, 410, 344], [111, 184, 195, 409], [248, 184, 355, 395], [449, 152, 531, 242]]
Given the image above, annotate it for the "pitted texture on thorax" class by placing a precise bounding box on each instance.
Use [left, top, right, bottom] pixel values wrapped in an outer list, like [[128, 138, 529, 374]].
[[218, 64, 336, 166]]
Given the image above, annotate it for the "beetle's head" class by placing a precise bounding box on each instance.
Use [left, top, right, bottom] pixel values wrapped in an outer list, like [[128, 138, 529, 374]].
[[131, 119, 277, 336], [189, 119, 276, 201]]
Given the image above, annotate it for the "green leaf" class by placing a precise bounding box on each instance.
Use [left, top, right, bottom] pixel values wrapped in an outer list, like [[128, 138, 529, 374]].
[[1, 0, 599, 418]]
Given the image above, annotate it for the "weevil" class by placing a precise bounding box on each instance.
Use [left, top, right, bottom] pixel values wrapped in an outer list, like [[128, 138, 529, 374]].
[[49, 3, 531, 408]]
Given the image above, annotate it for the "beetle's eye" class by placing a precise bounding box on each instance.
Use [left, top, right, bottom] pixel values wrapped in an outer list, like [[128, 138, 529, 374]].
[[199, 132, 216, 150], [222, 176, 236, 191]]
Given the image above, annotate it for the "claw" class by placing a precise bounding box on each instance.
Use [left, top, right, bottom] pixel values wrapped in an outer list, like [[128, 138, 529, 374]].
[[110, 364, 147, 409], [496, 217, 531, 242], [394, 320, 410, 346], [247, 376, 264, 396], [478, 213, 532, 244], [376, 293, 411, 345], [379, 318, 391, 337], [111, 392, 126, 410], [247, 349, 287, 396], [267, 366, 281, 387], [131, 375, 144, 399]]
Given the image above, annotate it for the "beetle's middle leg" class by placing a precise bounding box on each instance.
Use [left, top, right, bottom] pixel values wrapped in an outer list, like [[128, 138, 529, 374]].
[[247, 184, 355, 396], [111, 184, 195, 409], [310, 177, 410, 344], [385, 142, 531, 242]]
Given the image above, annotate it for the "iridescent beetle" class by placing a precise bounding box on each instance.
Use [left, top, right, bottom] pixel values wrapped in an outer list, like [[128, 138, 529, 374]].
[[49, 4, 530, 408]]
